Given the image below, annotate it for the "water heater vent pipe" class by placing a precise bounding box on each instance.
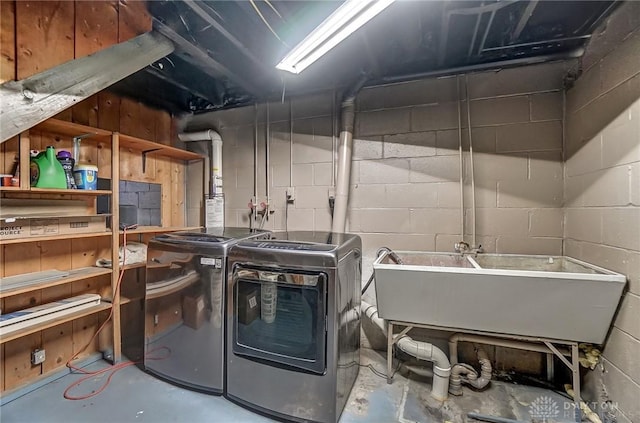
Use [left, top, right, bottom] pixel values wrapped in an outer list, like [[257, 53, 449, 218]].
[[178, 129, 223, 197]]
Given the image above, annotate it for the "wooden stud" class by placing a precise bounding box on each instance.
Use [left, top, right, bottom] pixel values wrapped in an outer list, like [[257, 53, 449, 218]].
[[15, 1, 74, 80], [1, 136, 19, 175], [19, 131, 31, 189], [0, 0, 16, 83], [70, 238, 99, 268], [111, 132, 121, 362], [171, 159, 185, 226]]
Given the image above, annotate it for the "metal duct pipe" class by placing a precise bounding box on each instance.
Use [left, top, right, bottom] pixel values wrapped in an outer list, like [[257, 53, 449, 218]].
[[362, 302, 451, 402], [178, 129, 223, 197], [332, 75, 368, 233]]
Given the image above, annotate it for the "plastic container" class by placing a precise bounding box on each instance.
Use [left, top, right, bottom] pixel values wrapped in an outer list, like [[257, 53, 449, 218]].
[[73, 164, 98, 190], [30, 146, 67, 189], [56, 150, 76, 189], [260, 272, 279, 324]]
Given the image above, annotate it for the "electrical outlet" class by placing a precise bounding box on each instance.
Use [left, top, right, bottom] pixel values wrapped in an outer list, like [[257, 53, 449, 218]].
[[286, 187, 295, 202], [31, 349, 46, 365]]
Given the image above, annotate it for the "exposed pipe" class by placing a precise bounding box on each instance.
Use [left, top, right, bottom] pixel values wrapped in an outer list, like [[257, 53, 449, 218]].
[[362, 302, 451, 402], [448, 333, 571, 366], [457, 76, 465, 244], [178, 129, 224, 227], [332, 74, 368, 234], [449, 347, 492, 395], [465, 75, 477, 248], [266, 102, 271, 218], [254, 103, 259, 224]]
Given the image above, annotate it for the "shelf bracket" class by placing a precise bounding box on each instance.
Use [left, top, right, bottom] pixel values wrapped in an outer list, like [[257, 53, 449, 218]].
[[142, 148, 162, 172]]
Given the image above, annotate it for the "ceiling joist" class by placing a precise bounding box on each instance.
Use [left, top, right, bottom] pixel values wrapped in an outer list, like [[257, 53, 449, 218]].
[[0, 32, 175, 143]]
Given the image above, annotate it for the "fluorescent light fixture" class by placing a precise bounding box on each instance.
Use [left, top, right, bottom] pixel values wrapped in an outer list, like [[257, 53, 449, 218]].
[[276, 0, 395, 74]]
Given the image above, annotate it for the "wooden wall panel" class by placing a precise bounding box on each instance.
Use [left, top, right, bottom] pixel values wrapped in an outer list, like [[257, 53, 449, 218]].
[[42, 322, 73, 373], [0, 0, 16, 83], [117, 0, 151, 42], [1, 136, 19, 175], [97, 92, 121, 132], [155, 110, 172, 145], [16, 1, 74, 79], [171, 159, 185, 226], [3, 334, 42, 389], [74, 1, 118, 57], [72, 95, 99, 128]]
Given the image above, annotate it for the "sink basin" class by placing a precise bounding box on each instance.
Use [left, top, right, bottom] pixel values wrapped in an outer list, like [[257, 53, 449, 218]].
[[373, 252, 626, 344]]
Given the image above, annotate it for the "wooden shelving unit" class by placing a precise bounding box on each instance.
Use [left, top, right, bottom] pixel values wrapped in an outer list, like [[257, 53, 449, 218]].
[[0, 117, 205, 376], [0, 303, 112, 344], [120, 226, 202, 235]]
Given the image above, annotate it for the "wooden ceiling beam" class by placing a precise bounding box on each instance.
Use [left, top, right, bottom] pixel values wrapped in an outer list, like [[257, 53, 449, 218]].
[[1, 32, 174, 143]]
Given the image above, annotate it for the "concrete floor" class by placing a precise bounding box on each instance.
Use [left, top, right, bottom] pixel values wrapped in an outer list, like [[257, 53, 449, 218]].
[[1, 345, 578, 423]]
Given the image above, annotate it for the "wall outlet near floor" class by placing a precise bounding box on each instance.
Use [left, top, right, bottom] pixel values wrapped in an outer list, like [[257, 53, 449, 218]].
[[31, 349, 45, 365]]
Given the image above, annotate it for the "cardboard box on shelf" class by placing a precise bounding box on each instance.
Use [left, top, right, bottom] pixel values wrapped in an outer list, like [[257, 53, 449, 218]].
[[0, 216, 108, 240]]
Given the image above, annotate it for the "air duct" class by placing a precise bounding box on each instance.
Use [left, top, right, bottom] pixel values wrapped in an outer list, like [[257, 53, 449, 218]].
[[178, 129, 224, 228]]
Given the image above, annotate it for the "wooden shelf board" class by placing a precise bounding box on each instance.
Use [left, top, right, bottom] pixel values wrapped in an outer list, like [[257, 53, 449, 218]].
[[28, 188, 112, 195], [118, 133, 204, 161], [34, 119, 112, 140], [0, 231, 112, 245], [1, 213, 110, 221], [120, 226, 202, 235], [0, 267, 112, 299], [122, 262, 146, 270], [0, 186, 21, 191], [0, 302, 111, 344]]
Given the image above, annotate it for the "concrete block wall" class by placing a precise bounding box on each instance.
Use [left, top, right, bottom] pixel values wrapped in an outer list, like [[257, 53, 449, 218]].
[[352, 62, 570, 255], [564, 4, 640, 422]]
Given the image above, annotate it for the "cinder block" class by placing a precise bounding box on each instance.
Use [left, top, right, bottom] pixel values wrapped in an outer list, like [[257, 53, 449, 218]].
[[496, 121, 562, 152], [632, 163, 640, 206], [385, 183, 438, 208], [472, 153, 528, 182], [359, 233, 436, 253], [601, 30, 640, 94], [530, 92, 563, 121], [410, 208, 461, 235], [137, 209, 151, 226], [570, 240, 629, 279], [436, 181, 462, 208], [567, 64, 602, 113], [604, 328, 640, 385], [291, 92, 333, 119], [628, 252, 640, 295], [358, 209, 412, 233], [470, 96, 530, 126], [286, 208, 315, 231], [354, 136, 383, 161], [357, 108, 411, 136], [614, 293, 640, 341], [462, 127, 497, 153], [602, 100, 640, 168], [225, 187, 253, 209], [409, 156, 460, 183], [602, 357, 640, 422], [359, 158, 410, 184], [496, 236, 563, 255], [529, 151, 563, 182], [149, 183, 161, 192], [138, 191, 161, 209], [357, 86, 386, 111], [565, 134, 602, 177], [292, 163, 313, 186], [120, 192, 138, 207], [435, 234, 496, 253], [271, 164, 290, 187], [236, 166, 254, 189], [581, 166, 630, 207], [349, 184, 385, 208], [411, 102, 459, 131], [529, 209, 563, 237], [383, 131, 436, 158], [435, 130, 459, 155], [475, 208, 529, 237], [313, 162, 332, 186], [292, 124, 332, 164], [269, 122, 292, 165], [497, 179, 562, 208], [467, 61, 571, 99], [565, 208, 602, 243], [313, 209, 332, 231], [603, 208, 640, 251], [295, 186, 331, 209]]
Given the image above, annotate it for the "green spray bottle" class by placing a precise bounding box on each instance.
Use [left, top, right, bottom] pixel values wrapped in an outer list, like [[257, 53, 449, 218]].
[[30, 146, 67, 189]]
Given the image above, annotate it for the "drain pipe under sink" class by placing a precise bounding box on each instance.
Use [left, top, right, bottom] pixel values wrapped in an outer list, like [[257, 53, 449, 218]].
[[361, 301, 451, 402]]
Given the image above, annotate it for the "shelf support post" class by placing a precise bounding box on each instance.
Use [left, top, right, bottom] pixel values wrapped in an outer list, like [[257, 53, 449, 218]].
[[110, 132, 121, 363]]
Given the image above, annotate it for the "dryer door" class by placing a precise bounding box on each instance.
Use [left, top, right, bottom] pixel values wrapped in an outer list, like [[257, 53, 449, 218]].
[[232, 266, 327, 374]]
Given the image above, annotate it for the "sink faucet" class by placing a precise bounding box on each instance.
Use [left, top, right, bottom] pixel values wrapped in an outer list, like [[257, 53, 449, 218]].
[[454, 242, 483, 256]]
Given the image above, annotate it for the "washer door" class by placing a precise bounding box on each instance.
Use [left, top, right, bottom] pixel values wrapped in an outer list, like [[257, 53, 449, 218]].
[[232, 266, 327, 374]]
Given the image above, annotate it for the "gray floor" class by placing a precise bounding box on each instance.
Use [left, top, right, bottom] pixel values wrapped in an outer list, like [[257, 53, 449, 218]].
[[1, 346, 577, 423]]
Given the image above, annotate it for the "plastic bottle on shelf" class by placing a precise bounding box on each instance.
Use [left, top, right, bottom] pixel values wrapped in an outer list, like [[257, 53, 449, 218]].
[[56, 150, 77, 189]]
